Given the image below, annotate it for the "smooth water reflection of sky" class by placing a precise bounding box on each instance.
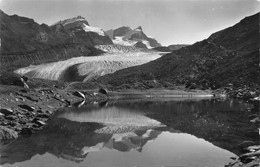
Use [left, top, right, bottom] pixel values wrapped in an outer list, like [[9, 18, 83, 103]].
[[5, 131, 235, 167]]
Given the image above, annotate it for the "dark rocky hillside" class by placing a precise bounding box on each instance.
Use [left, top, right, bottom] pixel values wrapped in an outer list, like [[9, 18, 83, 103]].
[[168, 44, 189, 51], [113, 26, 132, 37], [153, 44, 189, 52], [134, 41, 148, 49], [99, 12, 260, 97], [0, 10, 111, 72]]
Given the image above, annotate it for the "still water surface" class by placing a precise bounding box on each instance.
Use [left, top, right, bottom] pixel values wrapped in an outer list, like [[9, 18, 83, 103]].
[[0, 98, 257, 167]]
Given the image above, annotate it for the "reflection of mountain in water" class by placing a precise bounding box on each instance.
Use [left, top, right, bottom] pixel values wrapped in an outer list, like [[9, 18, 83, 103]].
[[81, 129, 162, 154], [106, 129, 162, 152], [0, 106, 166, 165]]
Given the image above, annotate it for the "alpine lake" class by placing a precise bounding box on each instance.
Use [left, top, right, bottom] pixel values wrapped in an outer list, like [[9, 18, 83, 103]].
[[0, 97, 259, 167]]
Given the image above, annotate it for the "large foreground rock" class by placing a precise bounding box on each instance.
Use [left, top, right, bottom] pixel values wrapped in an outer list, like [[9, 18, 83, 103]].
[[0, 126, 18, 141]]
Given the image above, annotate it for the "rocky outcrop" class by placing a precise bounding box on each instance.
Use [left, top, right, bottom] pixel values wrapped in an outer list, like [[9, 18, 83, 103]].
[[134, 41, 148, 49], [112, 26, 132, 37], [0, 126, 18, 141]]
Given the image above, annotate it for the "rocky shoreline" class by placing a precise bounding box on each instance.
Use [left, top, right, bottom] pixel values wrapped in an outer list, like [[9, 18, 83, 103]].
[[0, 74, 109, 143], [224, 97, 260, 167]]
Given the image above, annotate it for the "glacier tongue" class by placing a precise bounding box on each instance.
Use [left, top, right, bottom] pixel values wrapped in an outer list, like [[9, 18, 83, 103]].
[[14, 50, 161, 82]]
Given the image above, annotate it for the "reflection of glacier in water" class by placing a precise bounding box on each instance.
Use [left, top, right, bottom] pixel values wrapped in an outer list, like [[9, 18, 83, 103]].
[[58, 106, 165, 134]]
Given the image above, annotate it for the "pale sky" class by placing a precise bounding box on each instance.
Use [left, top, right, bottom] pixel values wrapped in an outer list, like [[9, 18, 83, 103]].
[[1, 0, 259, 45]]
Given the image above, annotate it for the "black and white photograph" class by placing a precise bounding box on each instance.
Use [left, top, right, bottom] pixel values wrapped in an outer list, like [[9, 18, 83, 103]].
[[0, 0, 259, 166]]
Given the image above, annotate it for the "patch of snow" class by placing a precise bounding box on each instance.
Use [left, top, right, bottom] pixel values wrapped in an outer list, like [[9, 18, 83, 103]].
[[146, 35, 155, 39], [63, 18, 86, 26], [142, 40, 152, 49], [81, 142, 104, 155], [142, 129, 154, 138], [83, 23, 105, 36], [112, 36, 137, 46]]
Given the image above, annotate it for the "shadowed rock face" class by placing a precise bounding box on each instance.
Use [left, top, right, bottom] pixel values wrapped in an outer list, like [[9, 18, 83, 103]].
[[99, 12, 260, 90], [134, 41, 148, 49]]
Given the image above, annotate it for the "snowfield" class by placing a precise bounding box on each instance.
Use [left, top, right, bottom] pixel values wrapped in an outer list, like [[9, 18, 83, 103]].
[[112, 37, 152, 49], [112, 36, 137, 46], [83, 23, 105, 36], [15, 51, 161, 82]]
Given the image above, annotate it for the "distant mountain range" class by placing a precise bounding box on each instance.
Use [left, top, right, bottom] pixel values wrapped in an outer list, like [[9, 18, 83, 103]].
[[105, 26, 161, 49], [0, 11, 112, 55], [0, 10, 161, 72], [99, 12, 260, 91]]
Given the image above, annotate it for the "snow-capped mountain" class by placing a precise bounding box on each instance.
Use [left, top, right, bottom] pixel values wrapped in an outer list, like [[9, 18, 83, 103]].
[[105, 26, 161, 49], [53, 16, 106, 36], [52, 16, 112, 45]]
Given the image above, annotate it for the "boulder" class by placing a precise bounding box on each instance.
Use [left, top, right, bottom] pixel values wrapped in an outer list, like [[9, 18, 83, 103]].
[[98, 88, 108, 95], [0, 126, 18, 141], [250, 117, 260, 123], [5, 115, 17, 121], [73, 91, 85, 99], [253, 96, 260, 101], [0, 108, 14, 116], [35, 120, 46, 126], [18, 105, 35, 111], [20, 77, 29, 89]]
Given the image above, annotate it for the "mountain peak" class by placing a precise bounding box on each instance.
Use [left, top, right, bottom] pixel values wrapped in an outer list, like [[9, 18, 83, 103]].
[[75, 15, 85, 19], [53, 15, 89, 26], [134, 26, 142, 31]]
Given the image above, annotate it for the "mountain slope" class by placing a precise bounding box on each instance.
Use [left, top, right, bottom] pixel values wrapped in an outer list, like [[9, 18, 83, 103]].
[[99, 13, 260, 92], [105, 26, 161, 48], [153, 44, 189, 52], [0, 11, 111, 72]]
